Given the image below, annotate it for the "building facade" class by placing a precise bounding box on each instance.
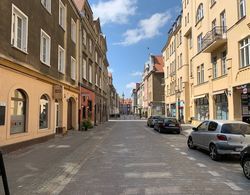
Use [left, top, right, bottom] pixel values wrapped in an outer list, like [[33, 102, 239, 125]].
[[108, 72, 119, 117], [0, 0, 80, 148], [163, 0, 250, 125], [119, 98, 132, 115]]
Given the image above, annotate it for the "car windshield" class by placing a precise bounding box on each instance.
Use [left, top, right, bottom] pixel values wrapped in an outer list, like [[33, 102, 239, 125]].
[[221, 123, 250, 135], [164, 118, 177, 124], [153, 116, 160, 119]]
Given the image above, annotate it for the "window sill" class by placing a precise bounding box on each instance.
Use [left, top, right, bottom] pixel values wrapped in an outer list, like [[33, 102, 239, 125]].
[[59, 70, 65, 75], [40, 60, 51, 67], [210, 2, 216, 9], [195, 17, 204, 27], [11, 45, 28, 55], [212, 74, 228, 81], [59, 24, 66, 31]]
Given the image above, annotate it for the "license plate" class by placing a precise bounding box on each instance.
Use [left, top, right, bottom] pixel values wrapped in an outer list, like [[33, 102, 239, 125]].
[[169, 124, 175, 127], [235, 148, 242, 152]]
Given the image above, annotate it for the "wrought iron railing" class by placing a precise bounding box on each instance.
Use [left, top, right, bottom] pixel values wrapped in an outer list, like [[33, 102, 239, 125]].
[[202, 26, 227, 51]]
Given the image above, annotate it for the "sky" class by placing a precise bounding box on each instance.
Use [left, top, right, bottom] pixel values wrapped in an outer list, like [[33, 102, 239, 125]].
[[89, 0, 181, 98]]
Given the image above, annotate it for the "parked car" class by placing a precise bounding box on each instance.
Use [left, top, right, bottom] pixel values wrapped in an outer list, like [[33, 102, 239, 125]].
[[147, 115, 161, 127], [187, 120, 250, 161], [153, 117, 181, 134], [240, 145, 250, 179]]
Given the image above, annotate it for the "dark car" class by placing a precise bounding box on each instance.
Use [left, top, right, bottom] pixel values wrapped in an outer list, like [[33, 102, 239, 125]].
[[147, 115, 161, 127], [240, 145, 250, 179], [153, 117, 181, 134]]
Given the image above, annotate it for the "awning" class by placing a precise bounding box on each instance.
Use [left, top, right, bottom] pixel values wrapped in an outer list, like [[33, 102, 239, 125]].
[[193, 94, 206, 99], [212, 90, 226, 96]]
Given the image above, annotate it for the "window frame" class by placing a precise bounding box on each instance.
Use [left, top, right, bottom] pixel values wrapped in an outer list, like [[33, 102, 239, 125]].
[[71, 18, 76, 43], [71, 56, 76, 80], [11, 4, 29, 53], [59, 0, 66, 30], [196, 3, 204, 23], [238, 0, 246, 19], [58, 45, 65, 74], [197, 33, 203, 52], [240, 37, 250, 68], [41, 0, 51, 13], [40, 29, 51, 66]]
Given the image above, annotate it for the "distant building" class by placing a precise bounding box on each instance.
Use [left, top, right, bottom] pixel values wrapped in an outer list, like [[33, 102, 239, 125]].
[[119, 98, 132, 115]]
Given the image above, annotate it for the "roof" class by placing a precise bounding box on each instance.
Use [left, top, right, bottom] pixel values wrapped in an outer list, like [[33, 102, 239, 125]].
[[73, 0, 85, 11], [153, 55, 164, 72]]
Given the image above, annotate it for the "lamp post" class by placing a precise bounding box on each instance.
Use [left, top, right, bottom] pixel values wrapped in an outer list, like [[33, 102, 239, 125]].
[[175, 88, 181, 122], [122, 92, 125, 115]]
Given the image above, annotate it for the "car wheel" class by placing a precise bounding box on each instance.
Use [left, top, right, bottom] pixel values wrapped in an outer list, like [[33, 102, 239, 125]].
[[209, 144, 220, 161], [243, 158, 250, 180], [187, 137, 195, 149]]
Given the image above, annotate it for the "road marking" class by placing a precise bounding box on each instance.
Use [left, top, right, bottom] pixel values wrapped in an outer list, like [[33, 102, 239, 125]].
[[174, 148, 180, 151], [180, 152, 187, 155], [125, 172, 172, 179], [125, 163, 167, 168], [122, 188, 140, 195], [170, 145, 175, 147], [145, 186, 180, 194], [187, 157, 196, 161], [208, 171, 220, 177], [196, 163, 207, 168], [224, 182, 242, 191]]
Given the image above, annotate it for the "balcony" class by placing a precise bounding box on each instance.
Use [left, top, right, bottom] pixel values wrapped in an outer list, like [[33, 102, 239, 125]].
[[202, 26, 227, 53]]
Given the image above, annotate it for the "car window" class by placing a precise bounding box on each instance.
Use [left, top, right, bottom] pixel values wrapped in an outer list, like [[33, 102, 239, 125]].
[[221, 124, 250, 135], [208, 122, 218, 131], [197, 121, 209, 131], [153, 116, 160, 119], [164, 118, 177, 124]]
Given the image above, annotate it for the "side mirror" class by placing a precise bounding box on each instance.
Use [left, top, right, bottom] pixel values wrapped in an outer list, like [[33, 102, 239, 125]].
[[192, 127, 198, 131]]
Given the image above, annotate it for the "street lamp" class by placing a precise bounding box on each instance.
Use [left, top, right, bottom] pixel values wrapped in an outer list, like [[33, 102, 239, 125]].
[[122, 92, 125, 115], [175, 88, 181, 122]]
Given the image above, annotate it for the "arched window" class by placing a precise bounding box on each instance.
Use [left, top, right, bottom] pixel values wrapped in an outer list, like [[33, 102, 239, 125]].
[[10, 89, 27, 134], [196, 3, 204, 22], [39, 94, 49, 129]]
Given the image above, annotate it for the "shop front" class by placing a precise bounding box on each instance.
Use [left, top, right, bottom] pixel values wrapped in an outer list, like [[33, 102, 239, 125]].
[[170, 103, 176, 117], [214, 92, 228, 120], [195, 95, 209, 121]]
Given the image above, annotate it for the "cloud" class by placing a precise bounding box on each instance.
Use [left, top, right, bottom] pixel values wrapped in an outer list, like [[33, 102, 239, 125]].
[[115, 11, 171, 46], [108, 67, 114, 73], [126, 82, 136, 89], [131, 71, 143, 76], [91, 0, 137, 25]]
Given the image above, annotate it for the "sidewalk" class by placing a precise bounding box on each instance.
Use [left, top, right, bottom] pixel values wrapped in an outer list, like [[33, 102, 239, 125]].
[[181, 124, 193, 138]]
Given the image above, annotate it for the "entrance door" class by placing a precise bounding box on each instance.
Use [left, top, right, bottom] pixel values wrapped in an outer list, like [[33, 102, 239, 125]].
[[67, 98, 73, 130], [55, 102, 59, 133]]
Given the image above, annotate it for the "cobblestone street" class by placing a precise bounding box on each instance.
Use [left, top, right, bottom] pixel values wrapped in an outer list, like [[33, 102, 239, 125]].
[[1, 121, 250, 195]]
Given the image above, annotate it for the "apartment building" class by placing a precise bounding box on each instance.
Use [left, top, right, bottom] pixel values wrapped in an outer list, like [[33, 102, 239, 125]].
[[74, 0, 109, 125], [108, 72, 119, 117], [119, 98, 132, 115], [131, 83, 140, 114], [142, 55, 165, 117], [0, 0, 80, 148], [163, 0, 250, 125]]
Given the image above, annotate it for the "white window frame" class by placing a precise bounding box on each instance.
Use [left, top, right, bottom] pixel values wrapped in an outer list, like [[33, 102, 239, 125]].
[[240, 37, 250, 68], [59, 0, 66, 30], [82, 58, 87, 79], [11, 4, 28, 53], [71, 18, 76, 43], [58, 45, 65, 74], [212, 56, 217, 78], [89, 39, 92, 53], [40, 29, 51, 66], [83, 28, 87, 46], [197, 66, 201, 84], [201, 64, 204, 83], [196, 3, 204, 23], [41, 0, 51, 13], [221, 51, 227, 75], [71, 57, 76, 80], [220, 10, 226, 33], [197, 33, 203, 52], [239, 0, 246, 19]]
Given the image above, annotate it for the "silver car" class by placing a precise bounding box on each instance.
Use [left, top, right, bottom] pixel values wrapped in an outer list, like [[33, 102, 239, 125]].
[[187, 120, 250, 161]]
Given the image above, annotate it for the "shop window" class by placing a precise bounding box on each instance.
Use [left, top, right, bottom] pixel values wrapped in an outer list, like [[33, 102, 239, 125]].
[[10, 89, 27, 134], [215, 94, 228, 120], [39, 94, 49, 129], [195, 97, 209, 120]]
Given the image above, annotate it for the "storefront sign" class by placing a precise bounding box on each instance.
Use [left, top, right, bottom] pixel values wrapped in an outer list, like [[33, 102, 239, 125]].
[[243, 88, 248, 94], [53, 85, 64, 100]]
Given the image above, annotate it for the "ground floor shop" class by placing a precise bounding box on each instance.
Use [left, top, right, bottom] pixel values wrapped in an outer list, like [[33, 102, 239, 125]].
[[0, 65, 78, 149], [148, 102, 165, 116]]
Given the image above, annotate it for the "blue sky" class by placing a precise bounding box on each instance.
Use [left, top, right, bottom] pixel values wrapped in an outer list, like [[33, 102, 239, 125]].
[[89, 0, 181, 98]]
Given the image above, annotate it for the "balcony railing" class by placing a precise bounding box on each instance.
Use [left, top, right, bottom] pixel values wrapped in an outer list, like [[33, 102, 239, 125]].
[[202, 26, 227, 53]]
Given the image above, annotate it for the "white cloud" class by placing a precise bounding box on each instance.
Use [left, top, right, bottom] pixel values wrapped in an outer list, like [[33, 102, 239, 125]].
[[131, 71, 143, 76], [108, 67, 114, 73], [115, 12, 171, 46], [91, 0, 137, 25], [126, 82, 136, 89]]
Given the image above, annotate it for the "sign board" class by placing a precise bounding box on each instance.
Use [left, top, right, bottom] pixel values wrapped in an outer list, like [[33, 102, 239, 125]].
[[243, 88, 248, 94], [0, 106, 6, 126], [53, 85, 64, 100]]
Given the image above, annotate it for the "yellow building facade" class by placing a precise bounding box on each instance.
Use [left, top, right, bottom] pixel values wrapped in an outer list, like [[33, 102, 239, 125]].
[[163, 0, 250, 125]]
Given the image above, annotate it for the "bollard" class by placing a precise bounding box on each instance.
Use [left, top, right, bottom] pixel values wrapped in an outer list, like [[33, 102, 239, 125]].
[[0, 151, 10, 195]]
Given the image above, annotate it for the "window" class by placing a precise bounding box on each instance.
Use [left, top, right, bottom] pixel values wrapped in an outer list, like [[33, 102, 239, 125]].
[[180, 53, 183, 67], [40, 29, 51, 66], [95, 71, 98, 86], [58, 45, 65, 73], [201, 64, 204, 83], [11, 4, 28, 53], [59, 0, 66, 29], [10, 89, 27, 134], [82, 58, 87, 79], [95, 51, 98, 63], [238, 0, 246, 19], [89, 39, 92, 53], [196, 3, 204, 23], [197, 33, 203, 52], [39, 94, 49, 129], [208, 122, 218, 131], [220, 10, 226, 33], [221, 51, 227, 75], [71, 19, 76, 43], [197, 66, 201, 84], [189, 32, 193, 49], [180, 77, 183, 90], [212, 56, 217, 78], [71, 57, 76, 80], [240, 37, 250, 68], [215, 93, 228, 120], [179, 30, 182, 44], [187, 13, 189, 24], [41, 0, 51, 13], [83, 29, 87, 46], [89, 64, 92, 83], [195, 98, 209, 120]]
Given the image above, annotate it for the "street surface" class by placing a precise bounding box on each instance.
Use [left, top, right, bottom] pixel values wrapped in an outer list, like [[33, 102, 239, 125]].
[[1, 120, 250, 195]]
